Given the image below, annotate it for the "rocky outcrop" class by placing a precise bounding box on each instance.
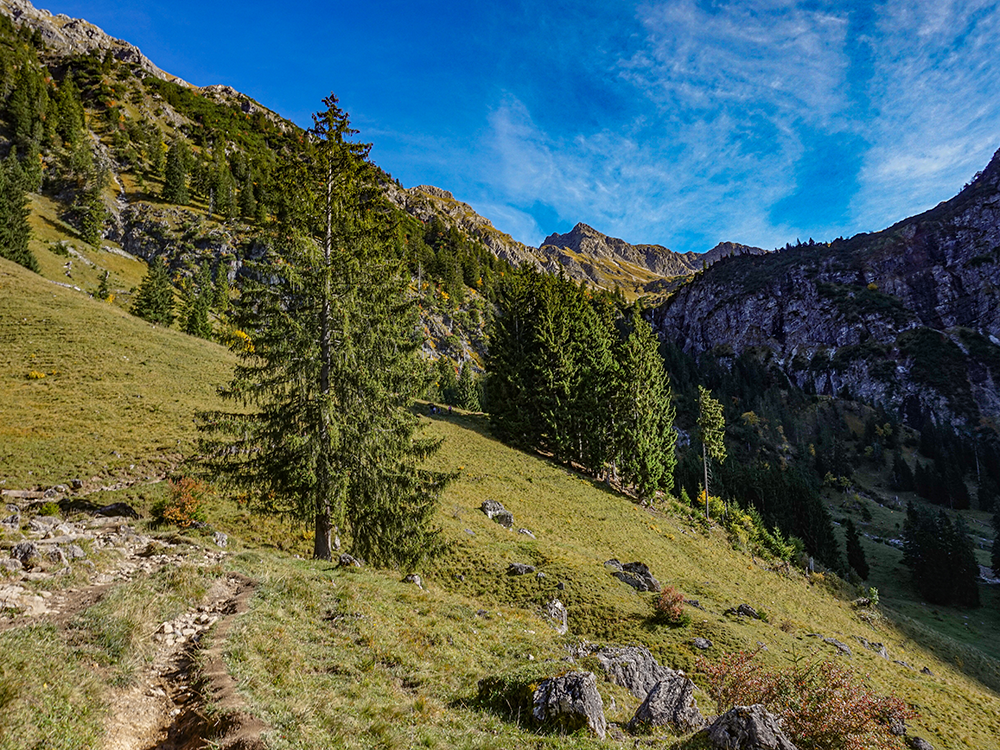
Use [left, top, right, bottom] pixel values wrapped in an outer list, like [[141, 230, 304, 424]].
[[594, 645, 675, 700], [384, 184, 542, 269], [532, 671, 607, 739], [627, 674, 706, 733], [707, 705, 799, 750], [0, 0, 188, 84], [652, 146, 1000, 427], [481, 499, 514, 528], [605, 559, 661, 592]]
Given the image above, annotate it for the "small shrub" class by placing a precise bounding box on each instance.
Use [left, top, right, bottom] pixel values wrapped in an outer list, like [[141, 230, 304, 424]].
[[151, 476, 207, 528], [26, 371, 46, 379], [697, 648, 915, 750], [476, 662, 554, 724], [653, 585, 689, 626], [38, 502, 60, 517]]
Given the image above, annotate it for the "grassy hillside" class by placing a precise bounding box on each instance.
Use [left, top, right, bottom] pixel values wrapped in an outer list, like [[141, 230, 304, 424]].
[[3, 260, 1000, 749], [0, 256, 234, 488]]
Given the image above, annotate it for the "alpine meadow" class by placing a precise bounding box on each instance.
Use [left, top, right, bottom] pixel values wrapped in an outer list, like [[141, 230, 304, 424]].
[[3, 2, 1000, 750]]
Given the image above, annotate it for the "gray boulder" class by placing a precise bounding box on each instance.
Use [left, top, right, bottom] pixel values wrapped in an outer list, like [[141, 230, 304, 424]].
[[532, 671, 606, 739], [907, 737, 934, 750], [481, 499, 514, 528], [65, 544, 86, 560], [212, 531, 228, 548], [627, 674, 705, 733], [403, 573, 423, 589], [507, 562, 535, 576], [0, 558, 23, 573], [612, 561, 661, 592], [0, 513, 19, 529], [707, 705, 798, 750], [546, 599, 568, 635], [693, 637, 713, 650], [96, 502, 139, 519], [46, 546, 68, 567], [595, 645, 675, 700], [338, 553, 363, 568], [725, 603, 762, 619], [10, 541, 37, 566]]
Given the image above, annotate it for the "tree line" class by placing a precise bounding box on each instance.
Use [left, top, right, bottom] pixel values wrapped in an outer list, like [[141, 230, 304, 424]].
[[487, 267, 676, 502]]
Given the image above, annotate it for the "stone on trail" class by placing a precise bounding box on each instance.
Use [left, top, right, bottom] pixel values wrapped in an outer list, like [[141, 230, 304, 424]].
[[10, 541, 38, 566], [212, 531, 228, 548], [96, 502, 139, 519]]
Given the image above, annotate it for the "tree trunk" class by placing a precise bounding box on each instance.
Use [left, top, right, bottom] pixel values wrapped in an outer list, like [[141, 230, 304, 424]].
[[314, 162, 334, 559], [313, 508, 333, 560], [703, 442, 710, 522]]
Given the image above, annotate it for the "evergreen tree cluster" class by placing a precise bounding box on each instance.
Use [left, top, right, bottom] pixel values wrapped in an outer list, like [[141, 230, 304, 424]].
[[487, 267, 676, 501], [0, 154, 36, 272], [903, 502, 980, 607]]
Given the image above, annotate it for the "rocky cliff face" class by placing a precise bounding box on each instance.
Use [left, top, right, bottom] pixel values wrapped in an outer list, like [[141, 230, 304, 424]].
[[0, 0, 188, 84], [652, 148, 1000, 426]]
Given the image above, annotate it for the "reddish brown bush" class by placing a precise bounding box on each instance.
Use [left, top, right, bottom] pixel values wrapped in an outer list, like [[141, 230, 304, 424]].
[[653, 585, 688, 625], [697, 648, 914, 750], [154, 476, 208, 528]]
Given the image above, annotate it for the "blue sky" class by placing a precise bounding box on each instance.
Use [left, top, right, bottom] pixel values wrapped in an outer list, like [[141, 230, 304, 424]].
[[38, 0, 1000, 255]]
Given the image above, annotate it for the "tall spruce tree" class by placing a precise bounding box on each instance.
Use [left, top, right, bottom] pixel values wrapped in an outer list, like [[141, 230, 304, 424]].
[[131, 258, 175, 325], [844, 517, 869, 580], [609, 307, 677, 501], [697, 385, 727, 519], [199, 96, 448, 567], [162, 139, 190, 205], [0, 156, 38, 272]]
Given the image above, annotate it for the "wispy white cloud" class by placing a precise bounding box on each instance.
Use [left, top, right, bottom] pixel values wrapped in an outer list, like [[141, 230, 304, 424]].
[[473, 1, 855, 252], [853, 0, 1000, 228]]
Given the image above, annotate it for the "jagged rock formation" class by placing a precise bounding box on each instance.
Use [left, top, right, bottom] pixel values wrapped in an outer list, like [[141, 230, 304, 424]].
[[652, 147, 1000, 427], [0, 0, 187, 84], [384, 183, 542, 268]]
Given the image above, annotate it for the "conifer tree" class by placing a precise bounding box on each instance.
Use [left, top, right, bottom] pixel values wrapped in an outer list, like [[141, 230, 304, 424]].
[[697, 385, 727, 519], [130, 258, 175, 325], [457, 361, 481, 412], [991, 508, 1000, 576], [609, 307, 676, 501], [0, 156, 37, 272], [184, 264, 213, 339], [844, 517, 869, 580], [199, 96, 448, 567], [162, 139, 190, 205], [213, 263, 231, 312]]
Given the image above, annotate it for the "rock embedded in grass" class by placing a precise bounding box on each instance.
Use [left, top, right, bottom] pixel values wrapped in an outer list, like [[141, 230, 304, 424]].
[[594, 645, 676, 700], [707, 704, 798, 750], [608, 560, 661, 592], [507, 562, 535, 576], [480, 499, 514, 528], [626, 673, 706, 734], [532, 671, 607, 739]]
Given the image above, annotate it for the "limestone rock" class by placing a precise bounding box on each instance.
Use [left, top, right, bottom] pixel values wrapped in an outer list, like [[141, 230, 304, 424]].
[[507, 562, 535, 576], [594, 645, 675, 700], [481, 499, 514, 528], [338, 553, 363, 568], [96, 502, 139, 519], [10, 541, 37, 566], [611, 561, 661, 592], [693, 637, 713, 650], [403, 573, 423, 589], [627, 674, 705, 733], [0, 513, 19, 529], [707, 705, 798, 750], [518, 528, 536, 539], [546, 599, 568, 635], [0, 558, 23, 573], [532, 671, 607, 739], [907, 737, 934, 750], [212, 531, 228, 548]]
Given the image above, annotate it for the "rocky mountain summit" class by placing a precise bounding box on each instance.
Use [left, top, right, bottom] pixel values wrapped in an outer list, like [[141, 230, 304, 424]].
[[0, 0, 186, 83], [652, 147, 1000, 427]]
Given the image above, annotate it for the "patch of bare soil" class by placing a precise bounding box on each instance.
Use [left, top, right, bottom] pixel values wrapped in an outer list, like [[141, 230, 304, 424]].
[[104, 572, 266, 750]]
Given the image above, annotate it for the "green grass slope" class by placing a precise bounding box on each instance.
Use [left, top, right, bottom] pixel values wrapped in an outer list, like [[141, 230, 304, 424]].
[[2, 264, 1000, 749], [0, 256, 235, 487]]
